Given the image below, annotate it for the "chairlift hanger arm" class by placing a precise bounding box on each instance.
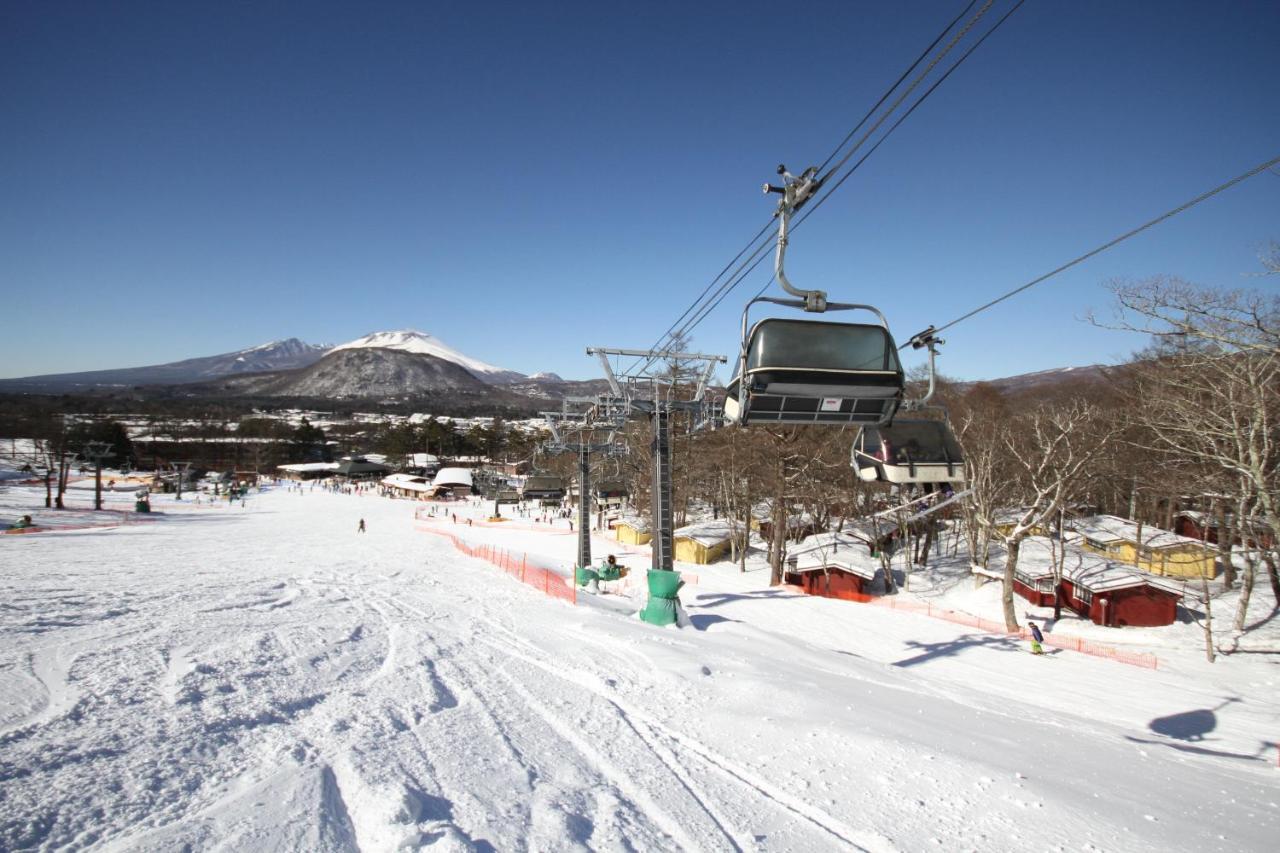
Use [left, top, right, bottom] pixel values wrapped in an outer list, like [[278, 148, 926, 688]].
[[764, 165, 825, 311]]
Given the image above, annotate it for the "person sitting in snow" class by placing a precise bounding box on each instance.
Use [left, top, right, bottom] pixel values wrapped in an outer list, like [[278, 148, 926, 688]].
[[9, 514, 33, 530]]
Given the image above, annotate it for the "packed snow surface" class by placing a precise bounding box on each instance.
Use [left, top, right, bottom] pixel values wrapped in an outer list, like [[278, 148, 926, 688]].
[[1, 484, 1276, 851], [330, 331, 520, 383]]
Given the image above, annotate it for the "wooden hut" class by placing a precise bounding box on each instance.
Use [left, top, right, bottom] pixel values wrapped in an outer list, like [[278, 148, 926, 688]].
[[613, 517, 651, 545], [1007, 537, 1184, 627], [784, 537, 879, 600], [1174, 510, 1274, 549], [1071, 515, 1214, 579], [673, 520, 743, 564]]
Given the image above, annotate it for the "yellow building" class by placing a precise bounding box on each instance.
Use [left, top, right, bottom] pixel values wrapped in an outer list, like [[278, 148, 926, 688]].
[[614, 519, 652, 546], [991, 508, 1051, 540], [1071, 515, 1215, 579], [673, 520, 743, 565]]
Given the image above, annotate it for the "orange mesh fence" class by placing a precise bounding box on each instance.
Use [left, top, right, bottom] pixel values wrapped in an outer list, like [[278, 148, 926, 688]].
[[863, 596, 1158, 669], [785, 582, 1158, 669], [415, 522, 576, 606]]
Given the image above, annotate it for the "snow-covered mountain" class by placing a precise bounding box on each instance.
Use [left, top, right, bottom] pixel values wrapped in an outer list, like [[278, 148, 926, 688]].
[[215, 347, 499, 399], [329, 331, 526, 385], [0, 338, 330, 392]]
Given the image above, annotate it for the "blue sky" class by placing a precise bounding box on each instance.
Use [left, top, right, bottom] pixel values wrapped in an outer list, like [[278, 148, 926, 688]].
[[3, 0, 1277, 383]]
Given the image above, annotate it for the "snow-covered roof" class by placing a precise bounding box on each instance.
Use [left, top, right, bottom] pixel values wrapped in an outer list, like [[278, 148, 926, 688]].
[[382, 473, 433, 492], [786, 533, 878, 580], [1008, 537, 1184, 596], [432, 467, 473, 488], [409, 452, 439, 466], [1070, 515, 1204, 550], [277, 462, 339, 472], [615, 514, 650, 532], [1176, 510, 1269, 534], [673, 519, 744, 547], [840, 518, 898, 543], [993, 507, 1037, 526]]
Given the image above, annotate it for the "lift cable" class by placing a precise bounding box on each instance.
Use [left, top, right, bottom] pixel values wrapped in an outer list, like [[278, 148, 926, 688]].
[[815, 0, 982, 177], [629, 0, 1010, 375], [815, 0, 995, 187], [645, 0, 1027, 366], [906, 152, 1280, 347]]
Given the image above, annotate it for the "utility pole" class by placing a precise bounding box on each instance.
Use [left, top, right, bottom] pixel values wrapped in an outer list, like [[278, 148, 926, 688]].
[[81, 441, 113, 511]]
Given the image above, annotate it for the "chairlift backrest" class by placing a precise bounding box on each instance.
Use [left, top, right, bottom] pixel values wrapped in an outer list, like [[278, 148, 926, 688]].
[[744, 318, 902, 376]]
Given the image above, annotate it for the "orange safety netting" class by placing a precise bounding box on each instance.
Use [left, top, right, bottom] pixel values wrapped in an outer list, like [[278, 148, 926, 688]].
[[868, 596, 1159, 669], [415, 522, 576, 605], [785, 584, 1159, 669]]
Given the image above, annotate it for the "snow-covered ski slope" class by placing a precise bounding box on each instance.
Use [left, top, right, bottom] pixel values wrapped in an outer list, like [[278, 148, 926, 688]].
[[1, 486, 1276, 851]]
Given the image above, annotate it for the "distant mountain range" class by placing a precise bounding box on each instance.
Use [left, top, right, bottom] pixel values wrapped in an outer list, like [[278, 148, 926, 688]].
[[0, 330, 608, 403], [0, 338, 330, 392], [0, 329, 1109, 401]]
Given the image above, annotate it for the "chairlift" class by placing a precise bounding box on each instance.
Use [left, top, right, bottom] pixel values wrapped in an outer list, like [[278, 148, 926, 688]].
[[724, 165, 904, 426], [851, 418, 965, 485], [725, 164, 966, 490], [724, 316, 905, 425]]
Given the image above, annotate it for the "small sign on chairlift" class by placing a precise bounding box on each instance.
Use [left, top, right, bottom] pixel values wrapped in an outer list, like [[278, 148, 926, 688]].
[[820, 398, 842, 412]]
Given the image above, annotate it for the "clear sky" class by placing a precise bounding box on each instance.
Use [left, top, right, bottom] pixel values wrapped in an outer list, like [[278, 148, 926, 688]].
[[3, 0, 1277, 383]]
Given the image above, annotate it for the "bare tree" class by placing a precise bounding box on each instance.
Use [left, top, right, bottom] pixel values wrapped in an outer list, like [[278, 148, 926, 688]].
[[998, 401, 1115, 631], [1096, 277, 1280, 615]]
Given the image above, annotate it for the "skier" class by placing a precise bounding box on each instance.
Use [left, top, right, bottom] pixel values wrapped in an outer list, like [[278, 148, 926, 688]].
[[1029, 621, 1045, 655], [357, 518, 366, 534]]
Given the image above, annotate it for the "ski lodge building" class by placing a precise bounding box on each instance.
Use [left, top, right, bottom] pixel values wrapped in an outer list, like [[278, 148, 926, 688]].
[[381, 473, 435, 498], [613, 515, 651, 546], [672, 520, 744, 564], [783, 533, 880, 599], [1007, 537, 1184, 627], [276, 462, 339, 481], [1069, 515, 1215, 579], [432, 467, 473, 497], [1174, 510, 1274, 549]]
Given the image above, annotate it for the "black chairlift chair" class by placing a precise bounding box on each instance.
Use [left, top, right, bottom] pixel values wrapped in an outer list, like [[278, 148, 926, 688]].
[[724, 164, 906, 426], [851, 418, 965, 485], [724, 314, 905, 425]]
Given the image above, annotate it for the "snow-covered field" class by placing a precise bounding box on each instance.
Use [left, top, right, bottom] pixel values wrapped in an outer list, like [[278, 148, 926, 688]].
[[1, 482, 1276, 851]]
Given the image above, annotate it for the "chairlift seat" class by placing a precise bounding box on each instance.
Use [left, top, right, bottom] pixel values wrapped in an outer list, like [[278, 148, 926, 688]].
[[725, 318, 904, 425], [852, 419, 965, 484]]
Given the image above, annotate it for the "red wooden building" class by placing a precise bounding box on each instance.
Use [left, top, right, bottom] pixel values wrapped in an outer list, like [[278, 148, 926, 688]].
[[783, 536, 880, 601], [1009, 538, 1184, 627], [1174, 511, 1274, 549]]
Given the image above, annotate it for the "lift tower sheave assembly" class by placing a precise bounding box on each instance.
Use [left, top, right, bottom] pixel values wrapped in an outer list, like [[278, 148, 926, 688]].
[[585, 346, 726, 626], [540, 405, 626, 580]]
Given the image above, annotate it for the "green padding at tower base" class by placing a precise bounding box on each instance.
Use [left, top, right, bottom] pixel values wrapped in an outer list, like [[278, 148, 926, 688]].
[[639, 570, 685, 627]]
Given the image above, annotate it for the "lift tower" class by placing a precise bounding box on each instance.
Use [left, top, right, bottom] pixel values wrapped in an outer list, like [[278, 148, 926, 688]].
[[585, 347, 725, 625]]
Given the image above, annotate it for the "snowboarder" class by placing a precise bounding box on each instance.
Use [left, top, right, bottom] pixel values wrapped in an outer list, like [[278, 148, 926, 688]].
[[357, 518, 366, 534], [1029, 621, 1045, 655]]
